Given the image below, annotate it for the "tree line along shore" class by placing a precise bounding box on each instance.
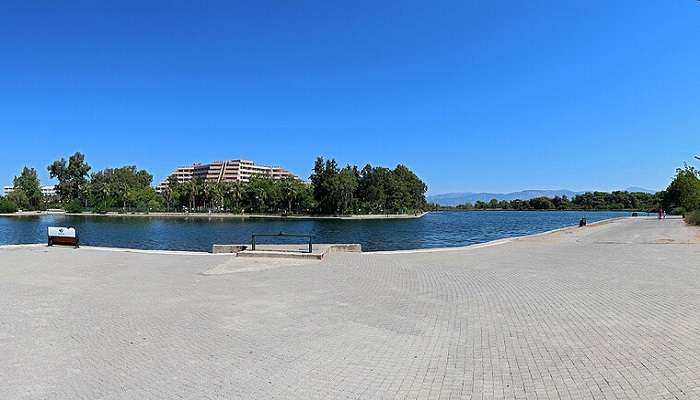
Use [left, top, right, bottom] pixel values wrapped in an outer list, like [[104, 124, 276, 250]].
[[2, 153, 700, 226], [0, 152, 428, 216], [427, 163, 700, 226], [430, 192, 660, 211]]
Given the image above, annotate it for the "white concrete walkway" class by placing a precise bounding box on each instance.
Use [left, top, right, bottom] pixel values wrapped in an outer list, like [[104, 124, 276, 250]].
[[1, 217, 699, 399]]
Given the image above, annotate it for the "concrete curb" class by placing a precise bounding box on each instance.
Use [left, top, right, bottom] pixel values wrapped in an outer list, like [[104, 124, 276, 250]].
[[0, 243, 47, 250], [214, 243, 362, 260], [0, 244, 229, 256]]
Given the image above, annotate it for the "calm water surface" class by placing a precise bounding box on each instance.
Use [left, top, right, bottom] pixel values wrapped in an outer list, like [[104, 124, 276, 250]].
[[0, 211, 634, 252]]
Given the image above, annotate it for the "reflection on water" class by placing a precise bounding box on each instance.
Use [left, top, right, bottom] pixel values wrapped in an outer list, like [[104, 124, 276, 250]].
[[0, 211, 630, 252]]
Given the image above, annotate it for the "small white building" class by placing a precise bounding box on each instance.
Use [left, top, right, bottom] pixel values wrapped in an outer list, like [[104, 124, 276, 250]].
[[3, 185, 57, 197]]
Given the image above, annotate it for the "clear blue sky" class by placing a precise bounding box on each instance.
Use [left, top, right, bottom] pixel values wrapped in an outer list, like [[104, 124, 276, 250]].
[[1, 1, 698, 194]]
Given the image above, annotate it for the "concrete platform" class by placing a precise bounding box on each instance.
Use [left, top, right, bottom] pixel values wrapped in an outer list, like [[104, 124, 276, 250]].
[[1, 217, 700, 399], [212, 243, 362, 259]]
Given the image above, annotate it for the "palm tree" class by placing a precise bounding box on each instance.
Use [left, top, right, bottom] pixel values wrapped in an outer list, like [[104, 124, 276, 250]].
[[100, 184, 109, 210], [202, 182, 215, 210], [213, 181, 231, 211], [119, 182, 129, 211], [227, 181, 242, 212], [257, 188, 267, 213], [161, 186, 173, 212], [281, 178, 297, 214], [212, 182, 224, 211], [185, 179, 200, 211]]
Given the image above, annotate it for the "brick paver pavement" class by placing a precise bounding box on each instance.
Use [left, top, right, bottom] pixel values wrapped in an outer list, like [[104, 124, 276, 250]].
[[1, 217, 699, 399]]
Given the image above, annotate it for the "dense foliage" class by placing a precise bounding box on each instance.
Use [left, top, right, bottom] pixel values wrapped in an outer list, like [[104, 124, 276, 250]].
[[63, 199, 84, 213], [685, 210, 700, 226], [12, 152, 700, 217], [310, 158, 428, 214], [34, 153, 427, 215], [7, 167, 44, 210], [452, 191, 661, 211], [0, 196, 18, 213], [661, 165, 700, 215], [48, 152, 91, 203], [447, 163, 700, 215], [163, 175, 314, 214], [88, 166, 158, 212]]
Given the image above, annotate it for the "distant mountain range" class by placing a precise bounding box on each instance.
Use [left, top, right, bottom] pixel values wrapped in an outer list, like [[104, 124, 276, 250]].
[[427, 187, 657, 206], [624, 186, 656, 194]]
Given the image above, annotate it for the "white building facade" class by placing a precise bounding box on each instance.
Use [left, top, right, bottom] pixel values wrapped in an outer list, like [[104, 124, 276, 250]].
[[156, 159, 298, 193], [3, 185, 57, 197]]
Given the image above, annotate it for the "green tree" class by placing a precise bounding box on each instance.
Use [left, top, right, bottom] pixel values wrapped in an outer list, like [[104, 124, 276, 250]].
[[89, 170, 114, 211], [0, 196, 18, 213], [11, 167, 44, 210], [389, 164, 427, 212], [6, 191, 29, 210], [88, 165, 153, 212], [357, 164, 389, 213], [163, 176, 185, 211], [279, 177, 304, 213], [210, 181, 227, 211], [202, 182, 215, 210], [183, 179, 203, 211], [310, 157, 340, 214], [48, 152, 91, 204], [551, 195, 570, 210], [294, 182, 315, 213], [223, 181, 243, 212], [529, 197, 555, 210], [510, 199, 529, 210], [663, 164, 700, 213], [160, 181, 175, 212], [244, 176, 280, 213], [456, 202, 474, 210], [356, 163, 427, 214], [334, 167, 359, 214]]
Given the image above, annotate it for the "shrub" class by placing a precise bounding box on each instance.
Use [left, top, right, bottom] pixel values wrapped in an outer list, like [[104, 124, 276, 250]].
[[64, 199, 84, 213], [147, 199, 162, 212], [7, 190, 29, 210], [671, 206, 687, 216], [134, 201, 150, 213], [0, 197, 18, 213], [92, 204, 109, 214], [664, 165, 700, 212], [685, 210, 700, 226]]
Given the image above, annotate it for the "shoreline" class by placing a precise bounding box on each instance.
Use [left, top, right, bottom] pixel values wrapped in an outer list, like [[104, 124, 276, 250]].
[[0, 210, 429, 220], [0, 215, 641, 255], [367, 215, 634, 254], [429, 208, 649, 212]]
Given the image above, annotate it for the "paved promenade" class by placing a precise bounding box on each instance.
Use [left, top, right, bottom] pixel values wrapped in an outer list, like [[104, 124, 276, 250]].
[[1, 217, 699, 399]]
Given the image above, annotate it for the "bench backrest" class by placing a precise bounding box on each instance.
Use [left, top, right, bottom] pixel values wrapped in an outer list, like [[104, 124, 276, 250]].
[[48, 227, 79, 247]]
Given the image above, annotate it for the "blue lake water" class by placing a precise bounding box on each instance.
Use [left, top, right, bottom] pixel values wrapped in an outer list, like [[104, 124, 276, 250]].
[[0, 211, 635, 252]]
